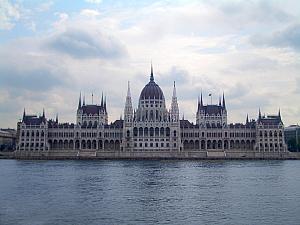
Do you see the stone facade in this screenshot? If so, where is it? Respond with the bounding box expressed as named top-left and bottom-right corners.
top-left (16, 66), bottom-right (287, 154)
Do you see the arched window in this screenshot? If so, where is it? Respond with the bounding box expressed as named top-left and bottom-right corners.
top-left (173, 130), bottom-right (177, 137)
top-left (166, 127), bottom-right (170, 137)
top-left (144, 127), bottom-right (148, 136)
top-left (139, 127), bottom-right (143, 136)
top-left (160, 127), bottom-right (164, 136)
top-left (155, 127), bottom-right (159, 136)
top-left (150, 110), bottom-right (154, 121)
top-left (150, 127), bottom-right (154, 137)
top-left (127, 130), bottom-right (130, 137)
top-left (133, 127), bottom-right (138, 137)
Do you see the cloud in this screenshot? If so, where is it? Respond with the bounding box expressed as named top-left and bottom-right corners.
top-left (45, 28), bottom-right (127, 59)
top-left (251, 23), bottom-right (300, 51)
top-left (80, 9), bottom-right (100, 17)
top-left (158, 66), bottom-right (189, 86)
top-left (0, 0), bottom-right (20, 30)
top-left (85, 0), bottom-right (102, 4)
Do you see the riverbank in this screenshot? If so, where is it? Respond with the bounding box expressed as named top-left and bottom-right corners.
top-left (2, 149), bottom-right (300, 160)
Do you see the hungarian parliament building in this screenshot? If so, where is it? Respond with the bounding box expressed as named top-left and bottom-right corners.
top-left (16, 66), bottom-right (287, 155)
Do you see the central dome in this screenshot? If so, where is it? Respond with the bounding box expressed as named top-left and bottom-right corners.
top-left (139, 65), bottom-right (164, 100)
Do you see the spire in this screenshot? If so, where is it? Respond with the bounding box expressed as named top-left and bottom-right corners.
top-left (101, 92), bottom-right (103, 107)
top-left (56, 113), bottom-right (58, 123)
top-left (258, 108), bottom-right (262, 120)
top-left (278, 108), bottom-right (281, 119)
top-left (219, 96), bottom-right (221, 106)
top-left (197, 95), bottom-right (200, 112)
top-left (42, 108), bottom-right (45, 118)
top-left (23, 108), bottom-right (26, 120)
top-left (124, 81), bottom-right (133, 124)
top-left (222, 92), bottom-right (226, 109)
top-left (78, 92), bottom-right (82, 109)
top-left (278, 108), bottom-right (281, 120)
top-left (104, 95), bottom-right (107, 112)
top-left (200, 91), bottom-right (203, 107)
top-left (127, 81), bottom-right (131, 97)
top-left (246, 114), bottom-right (249, 124)
top-left (170, 81), bottom-right (179, 122)
top-left (83, 94), bottom-right (85, 106)
top-left (150, 62), bottom-right (154, 82)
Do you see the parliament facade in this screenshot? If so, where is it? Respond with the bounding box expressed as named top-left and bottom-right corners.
top-left (16, 66), bottom-right (288, 157)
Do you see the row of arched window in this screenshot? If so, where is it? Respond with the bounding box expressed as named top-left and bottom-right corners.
top-left (21, 130), bottom-right (45, 137)
top-left (183, 139), bottom-right (256, 150)
top-left (132, 127), bottom-right (172, 137)
top-left (259, 130), bottom-right (282, 138)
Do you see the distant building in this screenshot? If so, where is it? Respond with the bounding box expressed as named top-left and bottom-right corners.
top-left (0, 129), bottom-right (16, 151)
top-left (16, 65), bottom-right (287, 154)
top-left (284, 125), bottom-right (300, 152)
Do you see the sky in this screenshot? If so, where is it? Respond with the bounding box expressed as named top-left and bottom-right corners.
top-left (0, 0), bottom-right (300, 128)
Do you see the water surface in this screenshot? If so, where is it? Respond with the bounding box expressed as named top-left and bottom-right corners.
top-left (0, 160), bottom-right (299, 225)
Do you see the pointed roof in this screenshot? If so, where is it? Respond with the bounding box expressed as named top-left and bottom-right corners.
top-left (23, 108), bottom-right (26, 120)
top-left (150, 63), bottom-right (154, 82)
top-left (278, 108), bottom-right (281, 118)
top-left (127, 81), bottom-right (131, 97)
top-left (172, 81), bottom-right (176, 98)
top-left (104, 95), bottom-right (107, 112)
top-left (101, 92), bottom-right (103, 107)
top-left (78, 92), bottom-right (82, 109)
top-left (200, 91), bottom-right (203, 107)
top-left (222, 92), bottom-right (226, 109)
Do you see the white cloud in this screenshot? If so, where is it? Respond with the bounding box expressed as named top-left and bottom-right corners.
top-left (85, 0), bottom-right (102, 4)
top-left (0, 0), bottom-right (20, 30)
top-left (80, 9), bottom-right (100, 17)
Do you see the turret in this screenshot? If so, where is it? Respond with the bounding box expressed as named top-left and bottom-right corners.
top-left (104, 95), bottom-right (107, 113)
top-left (170, 81), bottom-right (179, 122)
top-left (78, 92), bottom-right (82, 109)
top-left (100, 92), bottom-right (103, 108)
top-left (222, 92), bottom-right (226, 109)
top-left (124, 81), bottom-right (133, 124)
top-left (150, 63), bottom-right (154, 82)
top-left (23, 108), bottom-right (26, 121)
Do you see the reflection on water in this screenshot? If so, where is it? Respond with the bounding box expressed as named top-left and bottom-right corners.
top-left (0, 160), bottom-right (299, 225)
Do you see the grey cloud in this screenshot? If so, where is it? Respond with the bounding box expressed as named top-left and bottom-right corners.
top-left (158, 66), bottom-right (189, 86)
top-left (0, 66), bottom-right (64, 92)
top-left (251, 24), bottom-right (300, 51)
top-left (45, 28), bottom-right (128, 59)
top-left (216, 0), bottom-right (292, 24)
